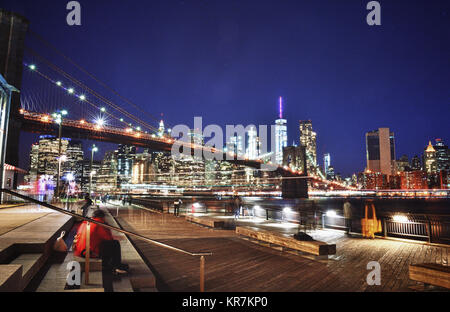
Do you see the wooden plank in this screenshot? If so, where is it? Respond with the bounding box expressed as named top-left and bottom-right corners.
top-left (235, 226), bottom-right (335, 256)
top-left (409, 263), bottom-right (450, 289)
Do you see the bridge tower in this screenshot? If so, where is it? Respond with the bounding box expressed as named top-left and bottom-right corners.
top-left (0, 10), bottom-right (29, 172)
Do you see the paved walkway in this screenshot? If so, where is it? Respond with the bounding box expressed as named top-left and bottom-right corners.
top-left (113, 206), bottom-right (450, 292)
top-left (0, 204), bottom-right (53, 236)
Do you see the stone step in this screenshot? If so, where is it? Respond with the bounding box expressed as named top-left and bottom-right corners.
top-left (9, 253), bottom-right (45, 290)
top-left (0, 264), bottom-right (22, 292)
top-left (112, 274), bottom-right (134, 292)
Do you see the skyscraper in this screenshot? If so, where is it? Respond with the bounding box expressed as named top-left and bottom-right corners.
top-left (274, 97), bottom-right (287, 165)
top-left (323, 153), bottom-right (331, 177)
top-left (423, 141), bottom-right (437, 175)
top-left (246, 126), bottom-right (258, 160)
top-left (299, 120), bottom-right (317, 173)
top-left (228, 135), bottom-right (244, 157)
top-left (117, 144), bottom-right (136, 187)
top-left (434, 138), bottom-right (449, 172)
top-left (365, 128), bottom-right (396, 176)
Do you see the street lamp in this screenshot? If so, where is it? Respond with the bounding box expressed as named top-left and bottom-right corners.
top-left (53, 110), bottom-right (68, 199)
top-left (89, 145), bottom-right (98, 196)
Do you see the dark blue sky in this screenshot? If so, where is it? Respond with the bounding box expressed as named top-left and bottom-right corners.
top-left (3, 0), bottom-right (449, 176)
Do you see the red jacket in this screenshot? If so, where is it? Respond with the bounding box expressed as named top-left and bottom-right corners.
top-left (73, 217), bottom-right (113, 258)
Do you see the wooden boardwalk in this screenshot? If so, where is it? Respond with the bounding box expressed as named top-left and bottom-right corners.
top-left (113, 207), bottom-right (450, 292)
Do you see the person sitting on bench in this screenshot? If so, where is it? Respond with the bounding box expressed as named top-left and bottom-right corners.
top-left (73, 210), bottom-right (129, 276)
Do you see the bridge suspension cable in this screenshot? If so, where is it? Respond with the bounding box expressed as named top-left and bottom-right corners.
top-left (24, 47), bottom-right (160, 133)
top-left (28, 30), bottom-right (168, 127)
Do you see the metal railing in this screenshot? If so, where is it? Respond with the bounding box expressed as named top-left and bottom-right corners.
top-left (384, 219), bottom-right (430, 241)
top-left (0, 189), bottom-right (212, 292)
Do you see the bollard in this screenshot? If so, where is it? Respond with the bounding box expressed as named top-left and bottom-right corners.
top-left (200, 256), bottom-right (205, 292)
top-left (85, 222), bottom-right (90, 285)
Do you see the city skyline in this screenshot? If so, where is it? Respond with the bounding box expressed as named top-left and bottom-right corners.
top-left (4, 0), bottom-right (448, 177)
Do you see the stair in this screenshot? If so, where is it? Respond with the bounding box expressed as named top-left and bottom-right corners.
top-left (9, 253), bottom-right (45, 291)
top-left (0, 264), bottom-right (22, 292)
top-left (0, 212), bottom-right (74, 292)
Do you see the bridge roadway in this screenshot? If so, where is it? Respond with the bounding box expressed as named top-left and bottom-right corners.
top-left (110, 204), bottom-right (450, 292)
top-left (19, 111), bottom-right (290, 172)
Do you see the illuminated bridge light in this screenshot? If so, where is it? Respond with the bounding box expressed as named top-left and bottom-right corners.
top-left (100, 107), bottom-right (106, 112)
top-left (80, 119), bottom-right (85, 124)
top-left (56, 81), bottom-right (62, 86)
top-left (79, 95), bottom-right (86, 101)
top-left (68, 88), bottom-right (74, 94)
top-left (29, 64), bottom-right (36, 70)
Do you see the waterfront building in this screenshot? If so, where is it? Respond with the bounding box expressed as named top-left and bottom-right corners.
top-left (97, 151), bottom-right (118, 192)
top-left (411, 155), bottom-right (422, 171)
top-left (26, 135), bottom-right (70, 183)
top-left (358, 170), bottom-right (388, 190)
top-left (299, 120), bottom-right (317, 174)
top-left (132, 150), bottom-right (153, 184)
top-left (365, 128), bottom-right (396, 176)
top-left (396, 155), bottom-right (410, 172)
top-left (399, 171), bottom-right (428, 190)
top-left (62, 140), bottom-right (84, 186)
top-left (117, 144), bottom-right (136, 188)
top-left (81, 160), bottom-right (100, 193)
top-left (434, 139), bottom-right (449, 172)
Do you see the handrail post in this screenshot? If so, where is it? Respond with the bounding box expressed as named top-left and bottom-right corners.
top-left (200, 256), bottom-right (205, 292)
top-left (85, 222), bottom-right (91, 285)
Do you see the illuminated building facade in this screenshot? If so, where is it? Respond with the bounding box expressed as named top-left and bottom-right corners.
top-left (246, 126), bottom-right (258, 160)
top-left (81, 160), bottom-right (100, 193)
top-left (423, 141), bottom-right (437, 175)
top-left (399, 171), bottom-right (428, 190)
top-left (62, 140), bottom-right (84, 186)
top-left (228, 134), bottom-right (244, 157)
top-left (434, 139), bottom-right (449, 172)
top-left (365, 128), bottom-right (396, 176)
top-left (411, 155), bottom-right (422, 171)
top-left (97, 151), bottom-right (118, 192)
top-left (323, 153), bottom-right (331, 178)
top-left (117, 144), bottom-right (136, 187)
top-left (395, 155), bottom-right (410, 172)
top-left (299, 120), bottom-right (317, 174)
top-left (274, 97), bottom-right (287, 165)
top-left (358, 171), bottom-right (388, 190)
top-left (26, 135), bottom-right (69, 183)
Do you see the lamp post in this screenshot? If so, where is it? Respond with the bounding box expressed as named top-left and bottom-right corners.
top-left (89, 144), bottom-right (98, 196)
top-left (53, 110), bottom-right (68, 199)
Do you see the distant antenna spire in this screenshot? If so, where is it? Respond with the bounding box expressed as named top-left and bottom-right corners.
top-left (279, 96), bottom-right (283, 119)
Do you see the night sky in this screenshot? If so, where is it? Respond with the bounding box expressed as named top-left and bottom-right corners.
top-left (2, 0), bottom-right (449, 176)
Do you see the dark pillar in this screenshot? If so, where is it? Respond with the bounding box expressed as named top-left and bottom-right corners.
top-left (0, 10), bottom-right (29, 172)
top-left (281, 172), bottom-right (309, 199)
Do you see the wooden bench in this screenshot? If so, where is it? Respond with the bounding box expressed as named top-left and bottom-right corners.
top-left (185, 215), bottom-right (225, 229)
top-left (236, 226), bottom-right (336, 256)
top-left (409, 263), bottom-right (450, 289)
